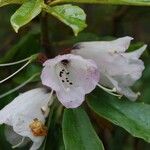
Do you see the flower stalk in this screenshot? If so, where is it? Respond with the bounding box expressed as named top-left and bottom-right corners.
top-left (0, 54), bottom-right (38, 84)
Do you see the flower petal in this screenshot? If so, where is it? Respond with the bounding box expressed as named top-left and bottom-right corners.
top-left (122, 44), bottom-right (147, 60)
top-left (66, 54), bottom-right (99, 93)
top-left (56, 87), bottom-right (85, 108)
top-left (41, 54), bottom-right (99, 108)
top-left (0, 88), bottom-right (53, 149)
top-left (106, 74), bottom-right (138, 100)
top-left (5, 125), bottom-right (30, 148)
top-left (72, 38), bottom-right (146, 101)
top-left (73, 36), bottom-right (133, 53)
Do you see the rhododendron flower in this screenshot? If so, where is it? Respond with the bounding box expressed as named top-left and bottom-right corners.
top-left (72, 36), bottom-right (147, 100)
top-left (0, 88), bottom-right (53, 150)
top-left (41, 54), bottom-right (99, 108)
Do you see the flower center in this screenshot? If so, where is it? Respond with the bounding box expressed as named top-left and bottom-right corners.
top-left (55, 60), bottom-right (73, 91)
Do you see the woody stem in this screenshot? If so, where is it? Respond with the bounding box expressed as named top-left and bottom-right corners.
top-left (41, 11), bottom-right (54, 58)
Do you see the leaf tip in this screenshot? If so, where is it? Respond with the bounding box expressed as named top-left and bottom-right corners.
top-left (10, 19), bottom-right (19, 33)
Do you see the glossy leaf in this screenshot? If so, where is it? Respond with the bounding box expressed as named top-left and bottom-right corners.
top-left (50, 0), bottom-right (150, 6)
top-left (10, 0), bottom-right (42, 32)
top-left (44, 4), bottom-right (87, 36)
top-left (63, 107), bottom-right (104, 150)
top-left (0, 0), bottom-right (25, 7)
top-left (88, 89), bottom-right (150, 142)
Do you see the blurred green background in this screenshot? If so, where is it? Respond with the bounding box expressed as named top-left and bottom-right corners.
top-left (0, 3), bottom-right (150, 150)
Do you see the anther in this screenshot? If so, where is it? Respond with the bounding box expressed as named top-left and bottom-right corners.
top-left (29, 118), bottom-right (48, 136)
top-left (69, 82), bottom-right (73, 85)
top-left (62, 80), bottom-right (65, 82)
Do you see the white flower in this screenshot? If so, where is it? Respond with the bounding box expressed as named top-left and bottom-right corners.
top-left (72, 36), bottom-right (147, 100)
top-left (0, 88), bottom-right (53, 150)
top-left (41, 54), bottom-right (99, 108)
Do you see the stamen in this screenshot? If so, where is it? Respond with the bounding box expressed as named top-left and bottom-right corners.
top-left (0, 56), bottom-right (31, 67)
top-left (29, 118), bottom-right (48, 136)
top-left (97, 83), bottom-right (117, 92)
top-left (0, 60), bottom-right (31, 84)
top-left (55, 63), bottom-right (73, 92)
top-left (97, 83), bottom-right (122, 98)
top-left (12, 137), bottom-right (25, 149)
top-left (0, 73), bottom-right (40, 99)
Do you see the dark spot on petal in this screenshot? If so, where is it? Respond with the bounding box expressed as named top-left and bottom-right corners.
top-left (59, 72), bottom-right (63, 77)
top-left (61, 59), bottom-right (69, 65)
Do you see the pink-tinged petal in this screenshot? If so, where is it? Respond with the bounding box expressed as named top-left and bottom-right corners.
top-left (66, 54), bottom-right (99, 94)
top-left (72, 38), bottom-right (146, 101)
top-left (56, 87), bottom-right (85, 108)
top-left (111, 36), bottom-right (133, 52)
top-left (41, 54), bottom-right (99, 108)
top-left (73, 36), bottom-right (133, 53)
top-left (41, 65), bottom-right (60, 91)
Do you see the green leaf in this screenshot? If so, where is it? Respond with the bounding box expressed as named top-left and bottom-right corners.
top-left (88, 89), bottom-right (150, 143)
top-left (0, 0), bottom-right (25, 7)
top-left (50, 0), bottom-right (150, 6)
top-left (10, 0), bottom-right (42, 32)
top-left (41, 104), bottom-right (65, 150)
top-left (44, 4), bottom-right (87, 36)
top-left (12, 64), bottom-right (41, 84)
top-left (63, 107), bottom-right (104, 150)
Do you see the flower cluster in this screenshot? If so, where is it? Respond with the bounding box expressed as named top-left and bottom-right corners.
top-left (0, 37), bottom-right (147, 149)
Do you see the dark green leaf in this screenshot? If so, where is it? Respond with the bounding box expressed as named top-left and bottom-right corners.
top-left (63, 107), bottom-right (104, 150)
top-left (88, 89), bottom-right (150, 143)
top-left (44, 4), bottom-right (87, 36)
top-left (10, 0), bottom-right (42, 32)
top-left (41, 103), bottom-right (65, 150)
